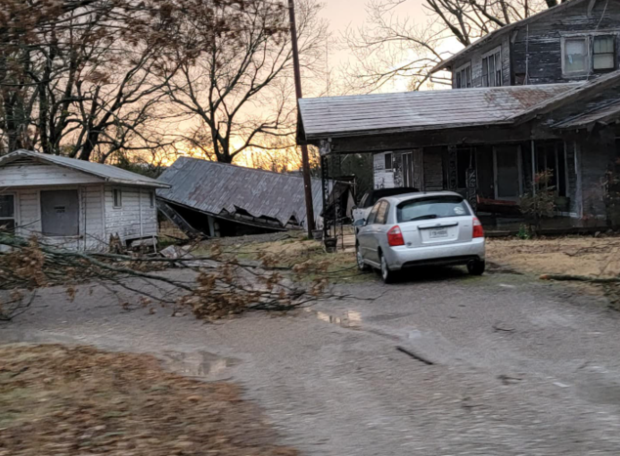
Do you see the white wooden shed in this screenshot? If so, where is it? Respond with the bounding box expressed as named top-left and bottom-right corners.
top-left (0, 150), bottom-right (170, 251)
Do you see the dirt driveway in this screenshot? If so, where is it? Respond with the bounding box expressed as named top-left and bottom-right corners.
top-left (2, 265), bottom-right (620, 455)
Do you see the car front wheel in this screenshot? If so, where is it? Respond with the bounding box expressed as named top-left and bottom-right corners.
top-left (467, 259), bottom-right (486, 276)
top-left (380, 253), bottom-right (397, 284)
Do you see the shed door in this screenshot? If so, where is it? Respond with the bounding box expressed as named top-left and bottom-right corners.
top-left (41, 190), bottom-right (79, 236)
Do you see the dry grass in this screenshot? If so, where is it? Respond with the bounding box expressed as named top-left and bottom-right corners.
top-left (0, 344), bottom-right (296, 456)
top-left (487, 236), bottom-right (620, 277)
top-left (195, 232), bottom-right (366, 284)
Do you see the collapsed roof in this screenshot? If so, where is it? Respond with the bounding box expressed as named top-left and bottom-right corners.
top-left (157, 157), bottom-right (337, 230)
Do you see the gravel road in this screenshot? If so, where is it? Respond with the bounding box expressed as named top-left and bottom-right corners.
top-left (2, 267), bottom-right (620, 455)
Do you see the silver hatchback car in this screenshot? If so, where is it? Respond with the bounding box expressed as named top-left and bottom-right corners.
top-left (355, 192), bottom-right (485, 283)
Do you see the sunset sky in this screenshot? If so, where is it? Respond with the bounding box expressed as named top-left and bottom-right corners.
top-left (317, 0), bottom-right (451, 94)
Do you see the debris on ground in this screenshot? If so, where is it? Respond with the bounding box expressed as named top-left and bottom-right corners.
top-left (0, 344), bottom-right (297, 456)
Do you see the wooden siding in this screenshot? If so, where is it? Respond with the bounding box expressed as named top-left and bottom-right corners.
top-left (0, 162), bottom-right (103, 186)
top-left (104, 185), bottom-right (158, 243)
top-left (373, 149), bottom-right (445, 191)
top-left (373, 153), bottom-right (395, 189)
top-left (452, 36), bottom-right (512, 88)
top-left (513, 0), bottom-right (620, 84)
top-left (14, 184), bottom-right (106, 250)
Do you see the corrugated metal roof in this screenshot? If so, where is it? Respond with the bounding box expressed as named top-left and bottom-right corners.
top-left (298, 84), bottom-right (580, 141)
top-left (553, 98), bottom-right (620, 128)
top-left (430, 0), bottom-right (588, 73)
top-left (156, 157), bottom-right (327, 229)
top-left (0, 150), bottom-right (168, 188)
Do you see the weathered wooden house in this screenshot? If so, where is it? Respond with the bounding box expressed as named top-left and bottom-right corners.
top-left (0, 150), bottom-right (169, 250)
top-left (297, 0), bottom-right (620, 229)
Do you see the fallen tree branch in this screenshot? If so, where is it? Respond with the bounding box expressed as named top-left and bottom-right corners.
top-left (0, 233), bottom-right (341, 321)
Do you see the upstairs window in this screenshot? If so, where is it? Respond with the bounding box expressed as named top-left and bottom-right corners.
top-left (593, 36), bottom-right (616, 71)
top-left (562, 35), bottom-right (617, 75)
top-left (564, 38), bottom-right (588, 74)
top-left (482, 48), bottom-right (502, 87)
top-left (455, 63), bottom-right (472, 89)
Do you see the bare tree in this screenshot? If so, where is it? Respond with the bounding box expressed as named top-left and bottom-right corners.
top-left (163, 0), bottom-right (327, 164)
top-left (343, 0), bottom-right (550, 92)
top-left (0, 0), bottom-right (282, 161)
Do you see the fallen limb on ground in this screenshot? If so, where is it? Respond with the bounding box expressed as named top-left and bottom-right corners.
top-left (0, 234), bottom-right (337, 321)
top-left (540, 274), bottom-right (620, 284)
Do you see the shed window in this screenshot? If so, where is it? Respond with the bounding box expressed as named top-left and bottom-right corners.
top-left (149, 191), bottom-right (154, 208)
top-left (0, 194), bottom-right (15, 233)
top-left (455, 64), bottom-right (472, 89)
top-left (482, 48), bottom-right (502, 87)
top-left (40, 190), bottom-right (79, 236)
top-left (593, 36), bottom-right (615, 71)
top-left (384, 153), bottom-right (393, 170)
top-left (113, 189), bottom-right (122, 208)
top-left (564, 38), bottom-right (587, 74)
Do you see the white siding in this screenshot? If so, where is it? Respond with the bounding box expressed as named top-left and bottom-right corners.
top-left (0, 163), bottom-right (102, 186)
top-left (104, 185), bottom-right (158, 244)
top-left (373, 153), bottom-right (395, 189)
top-left (13, 185), bottom-right (107, 250)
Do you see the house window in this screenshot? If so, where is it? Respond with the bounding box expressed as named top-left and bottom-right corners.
top-left (563, 38), bottom-right (588, 74)
top-left (593, 36), bottom-right (616, 71)
top-left (0, 194), bottom-right (15, 233)
top-left (482, 48), bottom-right (502, 87)
top-left (384, 153), bottom-right (393, 170)
top-left (535, 141), bottom-right (567, 197)
top-left (40, 190), bottom-right (79, 236)
top-left (455, 63), bottom-right (472, 89)
top-left (113, 189), bottom-right (122, 208)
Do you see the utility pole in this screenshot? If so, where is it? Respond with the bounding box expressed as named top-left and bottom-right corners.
top-left (288, 0), bottom-right (316, 235)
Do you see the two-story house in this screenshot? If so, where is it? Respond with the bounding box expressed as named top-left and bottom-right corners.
top-left (297, 0), bottom-right (620, 230)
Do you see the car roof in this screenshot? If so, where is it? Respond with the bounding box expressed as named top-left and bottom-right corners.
top-left (371, 187), bottom-right (419, 197)
top-left (379, 191), bottom-right (464, 204)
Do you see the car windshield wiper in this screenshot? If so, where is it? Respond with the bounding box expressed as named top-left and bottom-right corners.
top-left (407, 214), bottom-right (438, 222)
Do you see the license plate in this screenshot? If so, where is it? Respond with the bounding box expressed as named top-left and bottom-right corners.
top-left (429, 229), bottom-right (449, 239)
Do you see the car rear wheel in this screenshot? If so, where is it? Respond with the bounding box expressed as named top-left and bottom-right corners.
top-left (356, 244), bottom-right (369, 272)
top-left (380, 253), bottom-right (396, 284)
top-left (467, 259), bottom-right (486, 276)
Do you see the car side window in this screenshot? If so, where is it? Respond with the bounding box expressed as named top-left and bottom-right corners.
top-left (366, 202), bottom-right (381, 225)
top-left (375, 201), bottom-right (390, 224)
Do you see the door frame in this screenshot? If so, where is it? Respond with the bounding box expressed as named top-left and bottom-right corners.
top-left (493, 145), bottom-right (523, 201)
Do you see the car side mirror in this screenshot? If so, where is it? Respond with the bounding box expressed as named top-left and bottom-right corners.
top-left (353, 218), bottom-right (366, 227)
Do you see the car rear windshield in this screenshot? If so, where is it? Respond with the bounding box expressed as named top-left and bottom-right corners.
top-left (397, 196), bottom-right (471, 223)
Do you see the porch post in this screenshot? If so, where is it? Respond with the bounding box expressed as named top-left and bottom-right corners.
top-left (574, 140), bottom-right (584, 219)
top-left (531, 139), bottom-right (536, 196)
